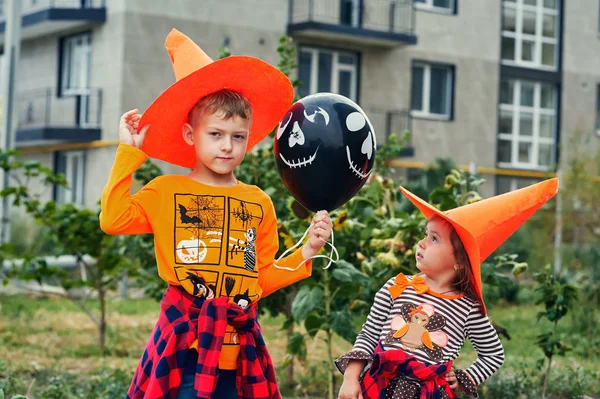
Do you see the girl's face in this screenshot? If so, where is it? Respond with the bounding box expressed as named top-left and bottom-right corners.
top-left (415, 218), bottom-right (457, 277)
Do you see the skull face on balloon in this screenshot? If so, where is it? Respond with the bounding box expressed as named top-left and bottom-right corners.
top-left (274, 93), bottom-right (376, 212)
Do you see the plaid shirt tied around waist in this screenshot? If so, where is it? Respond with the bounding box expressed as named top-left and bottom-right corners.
top-left (361, 343), bottom-right (457, 399)
top-left (127, 284), bottom-right (281, 399)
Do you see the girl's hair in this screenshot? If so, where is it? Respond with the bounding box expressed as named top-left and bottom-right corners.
top-left (428, 216), bottom-right (482, 307)
top-left (188, 89), bottom-right (252, 126)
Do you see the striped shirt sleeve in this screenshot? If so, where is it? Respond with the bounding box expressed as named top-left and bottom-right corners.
top-left (352, 278), bottom-right (394, 356)
top-left (464, 305), bottom-right (505, 385)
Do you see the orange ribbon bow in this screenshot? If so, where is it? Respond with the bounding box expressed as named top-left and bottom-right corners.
top-left (388, 273), bottom-right (429, 299)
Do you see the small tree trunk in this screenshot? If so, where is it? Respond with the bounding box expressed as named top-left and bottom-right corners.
top-left (285, 286), bottom-right (297, 389)
top-left (286, 322), bottom-right (295, 388)
top-left (326, 329), bottom-right (335, 399)
top-left (322, 271), bottom-right (334, 399)
top-left (542, 320), bottom-right (558, 399)
top-left (542, 356), bottom-right (552, 399)
top-left (98, 279), bottom-right (107, 353)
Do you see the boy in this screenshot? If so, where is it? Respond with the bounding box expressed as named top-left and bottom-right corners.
top-left (100, 29), bottom-right (332, 399)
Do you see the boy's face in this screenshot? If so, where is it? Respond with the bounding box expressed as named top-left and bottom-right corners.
top-left (415, 218), bottom-right (456, 277)
top-left (183, 109), bottom-right (251, 177)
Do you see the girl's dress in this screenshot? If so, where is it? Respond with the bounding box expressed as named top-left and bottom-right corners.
top-left (335, 274), bottom-right (504, 398)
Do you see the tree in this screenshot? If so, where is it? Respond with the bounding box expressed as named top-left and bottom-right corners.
top-left (0, 150), bottom-right (131, 351)
top-left (534, 265), bottom-right (578, 399)
top-left (123, 159), bottom-right (166, 301)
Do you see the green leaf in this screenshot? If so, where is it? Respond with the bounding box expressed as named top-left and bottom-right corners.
top-left (304, 312), bottom-right (326, 338)
top-left (349, 299), bottom-right (369, 312)
top-left (0, 187), bottom-right (17, 197)
top-left (291, 285), bottom-right (323, 322)
top-left (329, 309), bottom-right (356, 343)
top-left (331, 260), bottom-right (368, 283)
top-left (286, 331), bottom-right (307, 362)
top-left (511, 262), bottom-right (528, 277)
top-left (280, 315), bottom-right (294, 331)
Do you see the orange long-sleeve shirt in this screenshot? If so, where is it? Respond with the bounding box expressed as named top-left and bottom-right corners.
top-left (100, 144), bottom-right (312, 369)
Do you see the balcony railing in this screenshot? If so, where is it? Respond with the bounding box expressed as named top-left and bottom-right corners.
top-left (289, 0), bottom-right (415, 38)
top-left (17, 87), bottom-right (102, 130)
top-left (0, 0), bottom-right (106, 19)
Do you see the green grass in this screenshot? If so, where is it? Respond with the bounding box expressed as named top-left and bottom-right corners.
top-left (1, 294), bottom-right (599, 398)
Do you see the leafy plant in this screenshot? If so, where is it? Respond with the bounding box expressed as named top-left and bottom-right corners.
top-left (0, 150), bottom-right (131, 351)
top-left (534, 265), bottom-right (579, 398)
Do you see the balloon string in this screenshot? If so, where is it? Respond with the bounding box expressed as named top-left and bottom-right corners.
top-left (273, 227), bottom-right (339, 272)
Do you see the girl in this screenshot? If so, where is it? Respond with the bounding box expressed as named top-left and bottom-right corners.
top-left (336, 179), bottom-right (558, 398)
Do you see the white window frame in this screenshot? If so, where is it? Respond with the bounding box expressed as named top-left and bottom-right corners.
top-left (56, 150), bottom-right (86, 205)
top-left (414, 0), bottom-right (455, 13)
top-left (61, 32), bottom-right (91, 96)
top-left (497, 79), bottom-right (556, 170)
top-left (410, 62), bottom-right (453, 120)
top-left (299, 47), bottom-right (358, 102)
top-left (596, 84), bottom-right (600, 137)
top-left (598, 0), bottom-right (600, 38)
top-left (501, 0), bottom-right (559, 70)
top-left (340, 0), bottom-right (361, 27)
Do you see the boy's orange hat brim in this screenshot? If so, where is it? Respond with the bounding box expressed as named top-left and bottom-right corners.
top-left (139, 29), bottom-right (294, 169)
top-left (399, 178), bottom-right (559, 314)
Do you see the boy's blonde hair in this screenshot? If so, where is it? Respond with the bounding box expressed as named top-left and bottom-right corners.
top-left (188, 89), bottom-right (252, 126)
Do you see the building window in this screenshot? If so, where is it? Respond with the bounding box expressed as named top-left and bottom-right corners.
top-left (340, 0), bottom-right (361, 27)
top-left (497, 78), bottom-right (557, 170)
top-left (298, 47), bottom-right (359, 102)
top-left (60, 32), bottom-right (91, 96)
top-left (411, 62), bottom-right (454, 120)
top-left (496, 176), bottom-right (540, 194)
top-left (501, 0), bottom-right (559, 69)
top-left (596, 85), bottom-right (600, 137)
top-left (414, 0), bottom-right (456, 13)
top-left (55, 150), bottom-right (86, 205)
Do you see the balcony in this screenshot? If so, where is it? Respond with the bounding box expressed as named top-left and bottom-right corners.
top-left (288, 0), bottom-right (416, 48)
top-left (0, 0), bottom-right (106, 42)
top-left (15, 87), bottom-right (102, 146)
top-left (367, 108), bottom-right (414, 156)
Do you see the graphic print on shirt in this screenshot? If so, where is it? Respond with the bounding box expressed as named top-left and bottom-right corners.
top-left (173, 194), bottom-right (264, 305)
top-left (221, 273), bottom-right (261, 345)
top-left (174, 194), bottom-right (226, 266)
top-left (226, 198), bottom-right (263, 272)
top-left (384, 302), bottom-right (448, 361)
top-left (177, 270), bottom-right (219, 301)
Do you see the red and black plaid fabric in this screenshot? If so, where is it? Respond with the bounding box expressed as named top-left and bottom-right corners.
top-left (127, 284), bottom-right (281, 399)
top-left (361, 343), bottom-right (457, 399)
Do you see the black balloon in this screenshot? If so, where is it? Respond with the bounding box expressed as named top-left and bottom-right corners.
top-left (274, 93), bottom-right (376, 212)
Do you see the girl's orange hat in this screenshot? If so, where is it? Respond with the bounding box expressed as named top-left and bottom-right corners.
top-left (139, 29), bottom-right (294, 169)
top-left (399, 178), bottom-right (559, 314)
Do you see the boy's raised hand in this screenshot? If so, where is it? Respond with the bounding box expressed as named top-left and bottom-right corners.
top-left (302, 210), bottom-right (333, 260)
top-left (119, 109), bottom-right (149, 149)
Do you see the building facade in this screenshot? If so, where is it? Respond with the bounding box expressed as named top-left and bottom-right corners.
top-left (1, 0), bottom-right (599, 208)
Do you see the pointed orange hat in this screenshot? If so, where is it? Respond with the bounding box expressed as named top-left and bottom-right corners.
top-left (399, 178), bottom-right (559, 314)
top-left (139, 29), bottom-right (294, 169)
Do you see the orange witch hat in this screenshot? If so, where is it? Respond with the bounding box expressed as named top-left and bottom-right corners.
top-left (139, 29), bottom-right (294, 169)
top-left (399, 178), bottom-right (559, 314)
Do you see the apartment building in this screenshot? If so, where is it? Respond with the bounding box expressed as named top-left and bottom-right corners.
top-left (1, 0), bottom-right (599, 209)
